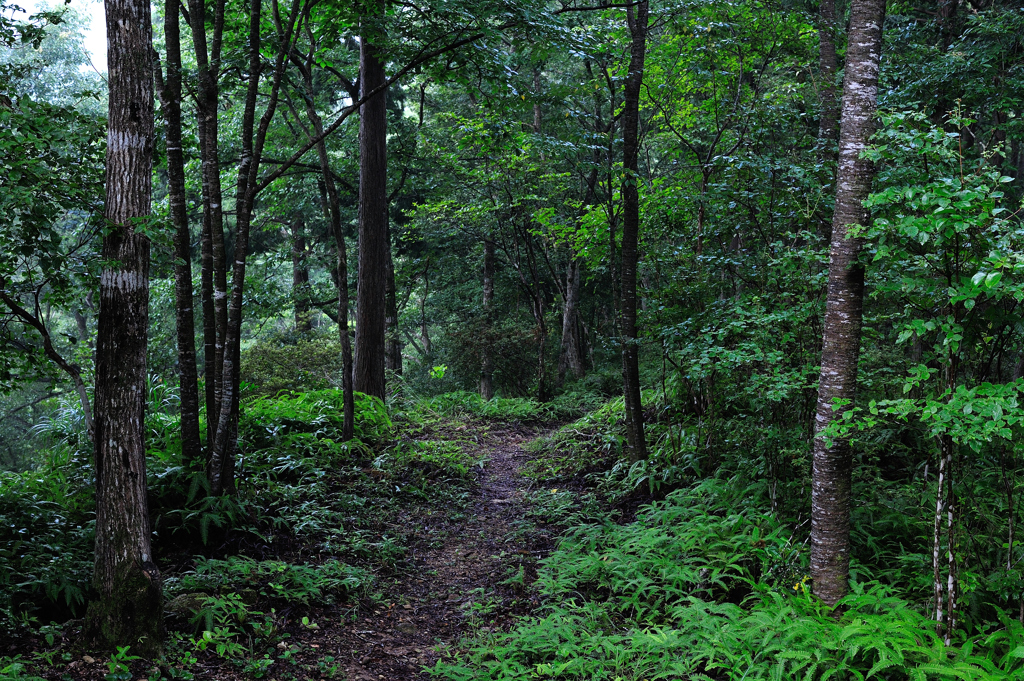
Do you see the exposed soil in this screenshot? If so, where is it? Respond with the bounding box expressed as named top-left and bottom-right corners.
top-left (312, 422), bottom-right (554, 681)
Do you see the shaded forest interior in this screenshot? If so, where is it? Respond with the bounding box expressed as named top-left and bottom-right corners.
top-left (3, 0), bottom-right (1024, 678)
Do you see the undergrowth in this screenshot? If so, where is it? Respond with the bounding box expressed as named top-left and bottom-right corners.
top-left (432, 482), bottom-right (1024, 680)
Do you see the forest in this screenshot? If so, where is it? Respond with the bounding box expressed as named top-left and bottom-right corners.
top-left (2, 0), bottom-right (1024, 678)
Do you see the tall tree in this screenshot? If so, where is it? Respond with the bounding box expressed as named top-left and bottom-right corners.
top-left (156, 0), bottom-right (202, 466)
top-left (619, 0), bottom-right (648, 460)
top-left (84, 0), bottom-right (163, 653)
top-left (187, 0), bottom-right (227, 453)
top-left (354, 9), bottom-right (389, 400)
top-left (293, 49), bottom-right (356, 441)
top-left (810, 0), bottom-right (887, 607)
top-left (209, 0), bottom-right (300, 493)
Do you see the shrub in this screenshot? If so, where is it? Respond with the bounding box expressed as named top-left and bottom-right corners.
top-left (240, 333), bottom-right (347, 398)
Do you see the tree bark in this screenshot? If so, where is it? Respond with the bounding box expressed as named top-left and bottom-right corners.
top-left (558, 256), bottom-right (584, 385)
top-left (480, 236), bottom-right (495, 400)
top-left (297, 61), bottom-right (355, 441)
top-left (157, 0), bottom-right (202, 467)
top-left (85, 0), bottom-right (163, 653)
top-left (420, 259), bottom-right (431, 356)
top-left (209, 0), bottom-right (297, 492)
top-left (817, 0), bottom-right (839, 156)
top-left (810, 0), bottom-right (886, 608)
top-left (291, 217), bottom-right (311, 333)
top-left (816, 0), bottom-right (840, 242)
top-left (619, 0), bottom-right (648, 461)
top-left (354, 16), bottom-right (389, 401)
top-left (187, 0), bottom-right (226, 450)
top-left (385, 224), bottom-right (402, 379)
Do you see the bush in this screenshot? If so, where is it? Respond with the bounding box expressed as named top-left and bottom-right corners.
top-left (240, 333), bottom-right (347, 398)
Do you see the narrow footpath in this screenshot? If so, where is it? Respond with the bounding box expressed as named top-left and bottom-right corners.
top-left (301, 423), bottom-right (555, 681)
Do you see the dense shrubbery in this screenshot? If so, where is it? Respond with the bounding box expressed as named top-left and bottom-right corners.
top-left (239, 332), bottom-right (348, 397)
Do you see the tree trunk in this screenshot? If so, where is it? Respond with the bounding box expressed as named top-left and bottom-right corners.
top-left (157, 0), bottom-right (202, 467)
top-left (298, 64), bottom-right (355, 441)
top-left (816, 0), bottom-right (840, 241)
top-left (85, 0), bottom-right (163, 653)
top-left (187, 0), bottom-right (226, 449)
top-left (480, 236), bottom-right (495, 400)
top-left (420, 259), bottom-right (431, 356)
top-left (354, 18), bottom-right (389, 401)
top-left (817, 0), bottom-right (839, 157)
top-left (385, 224), bottom-right (402, 378)
top-left (291, 217), bottom-right (311, 333)
top-left (558, 256), bottom-right (584, 385)
top-left (619, 0), bottom-right (648, 461)
top-left (810, 0), bottom-right (886, 608)
top-left (209, 0), bottom-right (295, 492)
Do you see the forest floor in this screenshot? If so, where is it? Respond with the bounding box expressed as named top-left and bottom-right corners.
top-left (300, 421), bottom-right (556, 681)
top-left (23, 419), bottom-right (565, 681)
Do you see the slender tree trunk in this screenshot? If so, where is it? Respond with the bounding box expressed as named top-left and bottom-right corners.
top-left (157, 0), bottom-right (202, 466)
top-left (385, 224), bottom-right (402, 378)
top-left (619, 0), bottom-right (648, 461)
top-left (188, 0), bottom-right (226, 449)
top-left (817, 0), bottom-right (840, 241)
top-left (299, 65), bottom-right (355, 441)
top-left (209, 0), bottom-right (295, 492)
top-left (354, 16), bottom-right (389, 400)
top-left (291, 217), bottom-right (311, 333)
top-left (480, 236), bottom-right (495, 400)
top-left (558, 257), bottom-right (584, 385)
top-left (208, 0), bottom-right (264, 495)
top-left (810, 0), bottom-right (886, 608)
top-left (85, 0), bottom-right (163, 653)
top-left (199, 209), bottom-right (216, 446)
top-left (559, 166), bottom-right (598, 387)
top-left (420, 259), bottom-right (431, 356)
top-left (817, 0), bottom-right (839, 156)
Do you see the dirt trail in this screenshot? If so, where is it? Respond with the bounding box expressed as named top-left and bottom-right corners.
top-left (313, 423), bottom-right (552, 681)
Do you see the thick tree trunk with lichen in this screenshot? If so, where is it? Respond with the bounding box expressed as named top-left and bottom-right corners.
top-left (157, 0), bottom-right (202, 467)
top-left (354, 18), bottom-right (389, 401)
top-left (619, 0), bottom-right (648, 461)
top-left (85, 0), bottom-right (163, 653)
top-left (810, 0), bottom-right (886, 608)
